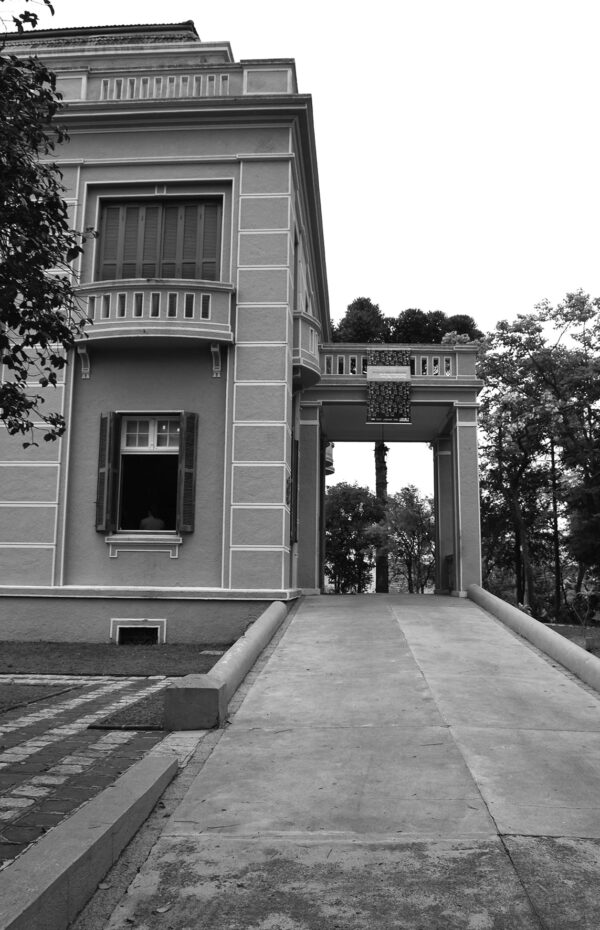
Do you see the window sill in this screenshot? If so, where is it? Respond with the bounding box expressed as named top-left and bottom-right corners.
top-left (105, 534), bottom-right (183, 559)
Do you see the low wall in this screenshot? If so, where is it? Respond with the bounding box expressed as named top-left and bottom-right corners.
top-left (165, 600), bottom-right (289, 728)
top-left (468, 584), bottom-right (600, 694)
top-left (0, 595), bottom-right (274, 643)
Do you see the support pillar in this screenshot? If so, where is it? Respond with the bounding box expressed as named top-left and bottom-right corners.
top-left (296, 403), bottom-right (322, 593)
top-left (451, 405), bottom-right (482, 595)
top-left (433, 438), bottom-right (455, 593)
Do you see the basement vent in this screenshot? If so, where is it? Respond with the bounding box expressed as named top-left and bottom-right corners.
top-left (110, 618), bottom-right (166, 645)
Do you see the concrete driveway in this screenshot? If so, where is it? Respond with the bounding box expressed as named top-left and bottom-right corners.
top-left (97, 595), bottom-right (600, 928)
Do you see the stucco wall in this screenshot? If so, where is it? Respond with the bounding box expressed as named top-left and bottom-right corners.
top-left (0, 595), bottom-right (270, 643)
top-left (61, 343), bottom-right (227, 587)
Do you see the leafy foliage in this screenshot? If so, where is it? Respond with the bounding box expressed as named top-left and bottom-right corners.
top-left (324, 483), bottom-right (383, 593)
top-left (331, 300), bottom-right (481, 345)
top-left (1, 0), bottom-right (54, 34)
top-left (332, 297), bottom-right (389, 343)
top-left (1, 13), bottom-right (91, 444)
top-left (380, 486), bottom-right (435, 593)
top-left (478, 291), bottom-right (600, 618)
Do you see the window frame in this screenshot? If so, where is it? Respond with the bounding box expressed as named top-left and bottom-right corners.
top-left (96, 411), bottom-right (198, 536)
top-left (96, 198), bottom-right (222, 282)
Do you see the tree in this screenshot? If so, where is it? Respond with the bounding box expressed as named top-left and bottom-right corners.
top-left (389, 308), bottom-right (482, 344)
top-left (1, 3), bottom-right (90, 444)
top-left (374, 441), bottom-right (389, 592)
top-left (478, 292), bottom-right (600, 618)
top-left (385, 486), bottom-right (435, 593)
top-left (331, 296), bottom-right (389, 343)
top-left (325, 483), bottom-right (383, 593)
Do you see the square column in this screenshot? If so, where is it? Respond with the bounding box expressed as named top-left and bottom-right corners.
top-left (296, 403), bottom-right (323, 593)
top-left (433, 438), bottom-right (455, 593)
top-left (451, 406), bottom-right (482, 595)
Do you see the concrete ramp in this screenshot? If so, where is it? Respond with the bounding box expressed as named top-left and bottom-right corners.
top-left (106, 595), bottom-right (600, 929)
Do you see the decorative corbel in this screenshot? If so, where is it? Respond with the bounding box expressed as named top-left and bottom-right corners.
top-left (211, 342), bottom-right (221, 378)
top-left (77, 345), bottom-right (91, 379)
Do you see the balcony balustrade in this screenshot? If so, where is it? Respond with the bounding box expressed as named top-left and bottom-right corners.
top-left (57, 65), bottom-right (295, 103)
top-left (319, 345), bottom-right (472, 379)
top-left (76, 280), bottom-right (234, 344)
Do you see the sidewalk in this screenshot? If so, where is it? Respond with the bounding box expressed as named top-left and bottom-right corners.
top-left (99, 594), bottom-right (600, 930)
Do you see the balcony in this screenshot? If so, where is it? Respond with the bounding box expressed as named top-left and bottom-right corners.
top-left (292, 312), bottom-right (321, 389)
top-left (76, 280), bottom-right (235, 344)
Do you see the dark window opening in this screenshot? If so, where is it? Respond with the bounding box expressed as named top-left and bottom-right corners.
top-left (120, 454), bottom-right (178, 531)
top-left (117, 626), bottom-right (159, 645)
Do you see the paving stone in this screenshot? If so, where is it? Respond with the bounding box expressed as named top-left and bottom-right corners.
top-left (12, 785), bottom-right (52, 798)
top-left (0, 797), bottom-right (34, 809)
top-left (0, 842), bottom-right (26, 861)
top-left (36, 797), bottom-right (81, 814)
top-left (0, 823), bottom-right (43, 843)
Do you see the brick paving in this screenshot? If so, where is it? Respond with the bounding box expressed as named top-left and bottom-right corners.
top-left (0, 674), bottom-right (174, 869)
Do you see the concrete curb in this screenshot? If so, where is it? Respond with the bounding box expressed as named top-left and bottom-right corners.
top-left (468, 584), bottom-right (600, 693)
top-left (165, 600), bottom-right (289, 729)
top-left (0, 751), bottom-right (178, 930)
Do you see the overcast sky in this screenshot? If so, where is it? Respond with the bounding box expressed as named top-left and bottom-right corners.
top-left (15, 0), bottom-right (600, 494)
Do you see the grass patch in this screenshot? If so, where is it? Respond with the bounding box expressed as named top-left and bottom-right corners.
top-left (0, 642), bottom-right (230, 677)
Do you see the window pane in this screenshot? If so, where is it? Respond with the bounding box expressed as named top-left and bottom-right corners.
top-left (125, 419), bottom-right (150, 448)
top-left (156, 419), bottom-right (180, 448)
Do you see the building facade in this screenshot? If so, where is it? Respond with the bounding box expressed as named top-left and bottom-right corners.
top-left (1, 22), bottom-right (329, 641)
top-left (0, 22), bottom-right (482, 642)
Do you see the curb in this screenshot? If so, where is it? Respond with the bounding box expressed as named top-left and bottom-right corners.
top-left (165, 600), bottom-right (289, 729)
top-left (468, 584), bottom-right (600, 693)
top-left (0, 752), bottom-right (178, 930)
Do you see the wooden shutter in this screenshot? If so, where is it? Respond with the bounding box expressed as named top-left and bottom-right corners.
top-left (142, 205), bottom-right (160, 277)
top-left (96, 413), bottom-right (120, 532)
top-left (161, 205), bottom-right (179, 277)
top-left (182, 205), bottom-right (198, 278)
top-left (99, 207), bottom-right (120, 280)
top-left (121, 207), bottom-right (140, 278)
top-left (201, 202), bottom-right (220, 280)
top-left (177, 412), bottom-right (198, 533)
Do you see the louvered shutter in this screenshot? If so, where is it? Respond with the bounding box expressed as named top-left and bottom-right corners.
top-left (99, 207), bottom-right (120, 280)
top-left (201, 202), bottom-right (220, 280)
top-left (182, 205), bottom-right (198, 278)
top-left (177, 412), bottom-right (198, 533)
top-left (96, 413), bottom-right (120, 532)
top-left (121, 207), bottom-right (140, 278)
top-left (142, 206), bottom-right (160, 277)
top-left (161, 205), bottom-right (179, 277)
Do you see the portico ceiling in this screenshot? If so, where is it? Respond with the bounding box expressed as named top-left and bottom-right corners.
top-left (319, 400), bottom-right (458, 443)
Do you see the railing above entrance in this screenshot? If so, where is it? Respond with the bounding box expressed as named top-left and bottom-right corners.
top-left (319, 344), bottom-right (478, 379)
